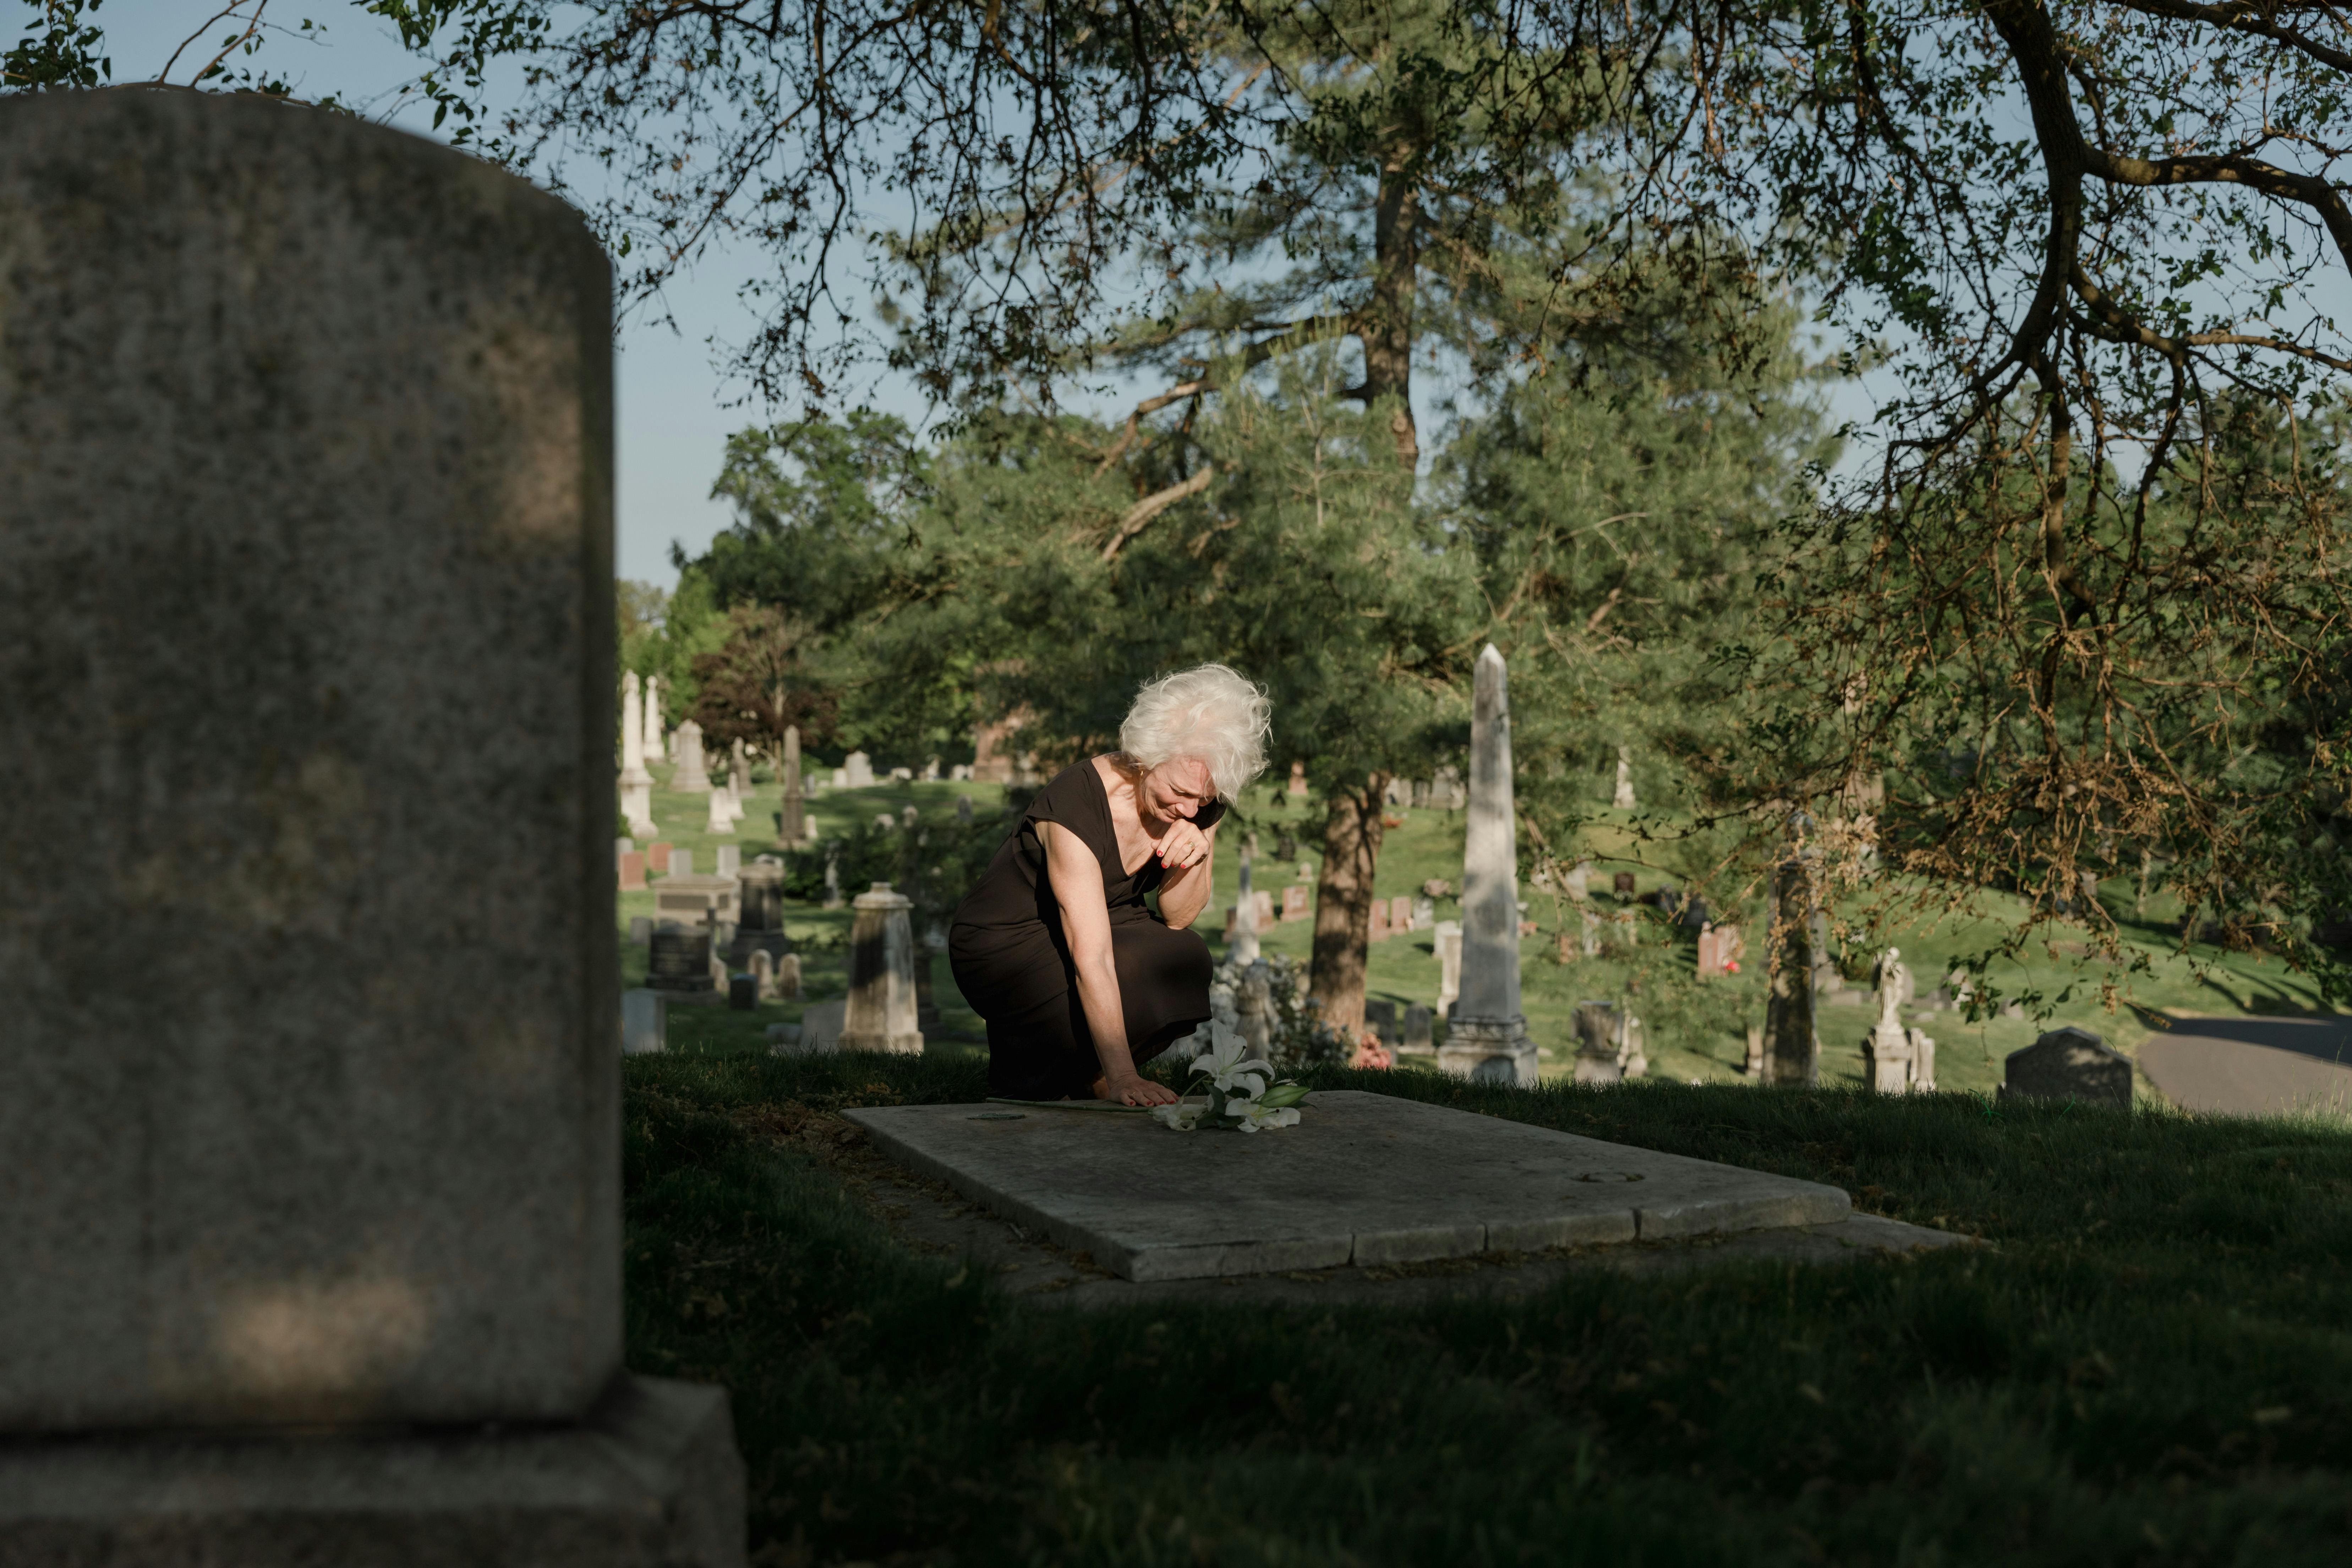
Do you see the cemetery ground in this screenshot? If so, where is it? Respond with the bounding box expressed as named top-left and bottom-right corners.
top-left (626, 1052), bottom-right (2352, 1563)
top-left (640, 764), bottom-right (2352, 1104)
top-left (626, 766), bottom-right (2352, 1561)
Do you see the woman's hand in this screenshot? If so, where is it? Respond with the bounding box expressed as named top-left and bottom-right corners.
top-left (1101, 1070), bottom-right (1181, 1107)
top-left (1156, 819), bottom-right (1212, 871)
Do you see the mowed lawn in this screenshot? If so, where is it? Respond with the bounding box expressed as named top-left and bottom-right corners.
top-left (619, 767), bottom-right (2352, 1562)
top-left (623, 1051), bottom-right (2352, 1566)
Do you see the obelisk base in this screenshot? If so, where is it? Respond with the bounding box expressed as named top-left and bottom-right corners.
top-left (0, 1375), bottom-right (745, 1567)
top-left (1437, 1014), bottom-right (1538, 1088)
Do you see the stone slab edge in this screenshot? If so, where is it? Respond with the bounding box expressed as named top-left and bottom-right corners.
top-left (846, 1104), bottom-right (1850, 1281)
top-left (0, 1375), bottom-right (744, 1568)
top-left (844, 1110), bottom-right (1141, 1274)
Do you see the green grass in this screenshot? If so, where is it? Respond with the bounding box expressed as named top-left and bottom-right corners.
top-left (623, 1053), bottom-right (2352, 1565)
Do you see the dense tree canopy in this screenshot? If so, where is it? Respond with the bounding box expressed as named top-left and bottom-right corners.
top-left (19, 0), bottom-right (2352, 980)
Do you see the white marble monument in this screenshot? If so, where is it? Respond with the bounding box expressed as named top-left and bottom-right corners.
top-left (673, 719), bottom-right (711, 793)
top-left (642, 674), bottom-right (666, 769)
top-left (619, 671), bottom-right (657, 839)
top-left (1437, 646), bottom-right (1538, 1086)
top-left (840, 882), bottom-right (923, 1054)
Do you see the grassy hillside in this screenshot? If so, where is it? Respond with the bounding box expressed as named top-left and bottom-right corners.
top-left (627, 768), bottom-right (2345, 1101)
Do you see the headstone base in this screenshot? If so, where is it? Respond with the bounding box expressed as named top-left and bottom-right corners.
top-left (1437, 1015), bottom-right (1538, 1087)
top-left (1573, 1049), bottom-right (1621, 1085)
top-left (0, 1375), bottom-right (744, 1567)
top-left (839, 1030), bottom-right (925, 1055)
top-left (650, 985), bottom-right (727, 1009)
top-left (725, 928), bottom-right (793, 968)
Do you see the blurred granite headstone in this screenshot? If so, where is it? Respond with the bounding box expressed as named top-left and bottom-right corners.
top-left (0, 91), bottom-right (741, 1561)
top-left (2000, 1026), bottom-right (2131, 1109)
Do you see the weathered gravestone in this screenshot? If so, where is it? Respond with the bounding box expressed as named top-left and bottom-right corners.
top-left (795, 998), bottom-right (848, 1053)
top-left (618, 850), bottom-right (648, 892)
top-left (728, 856), bottom-right (791, 966)
top-left (841, 883), bottom-right (922, 1054)
top-left (1401, 1003), bottom-right (1435, 1055)
top-left (1282, 884), bottom-right (1309, 922)
top-left (672, 849), bottom-right (696, 877)
top-left (653, 872), bottom-right (739, 936)
top-left (779, 723), bottom-right (806, 843)
top-left (1434, 920), bottom-right (1463, 1018)
top-left (1229, 846), bottom-right (1262, 962)
top-left (1612, 870), bottom-right (1637, 900)
top-left (642, 674), bottom-right (667, 769)
top-left (619, 670), bottom-right (656, 838)
top-left (1574, 1000), bottom-right (1623, 1085)
top-left (956, 794), bottom-right (975, 826)
top-left (2000, 1026), bottom-right (2132, 1108)
top-left (0, 90), bottom-right (740, 1562)
top-left (1368, 900), bottom-right (1391, 941)
top-left (673, 719), bottom-right (711, 793)
top-left (1438, 647), bottom-right (1537, 1086)
top-left (1363, 999), bottom-right (1399, 1049)
top-left (622, 989), bottom-right (669, 1055)
top-left (715, 845), bottom-right (740, 878)
top-left (844, 750), bottom-right (876, 789)
top-left (1390, 894), bottom-right (1415, 933)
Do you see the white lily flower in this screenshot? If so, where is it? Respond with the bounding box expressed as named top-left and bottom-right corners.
top-left (1151, 1101), bottom-right (1207, 1131)
top-left (1191, 1018), bottom-right (1273, 1096)
top-left (1230, 1101), bottom-right (1301, 1134)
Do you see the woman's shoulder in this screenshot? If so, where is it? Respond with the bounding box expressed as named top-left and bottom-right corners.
top-left (1022, 758), bottom-right (1114, 832)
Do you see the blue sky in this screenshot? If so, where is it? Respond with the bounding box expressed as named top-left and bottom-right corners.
top-left (95, 0), bottom-right (865, 587)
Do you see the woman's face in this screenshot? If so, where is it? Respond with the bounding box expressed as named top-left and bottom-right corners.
top-left (1140, 757), bottom-right (1216, 826)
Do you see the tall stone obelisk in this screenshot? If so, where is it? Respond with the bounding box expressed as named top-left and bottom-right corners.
top-left (1438, 645), bottom-right (1539, 1086)
top-left (619, 671), bottom-right (657, 838)
top-left (780, 723), bottom-right (806, 844)
top-left (1231, 841), bottom-right (1262, 965)
top-left (642, 673), bottom-right (667, 769)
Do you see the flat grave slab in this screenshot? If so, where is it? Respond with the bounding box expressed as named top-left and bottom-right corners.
top-left (842, 1090), bottom-right (1850, 1282)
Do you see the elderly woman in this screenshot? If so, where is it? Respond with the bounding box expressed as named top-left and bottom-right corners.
top-left (950, 665), bottom-right (1270, 1105)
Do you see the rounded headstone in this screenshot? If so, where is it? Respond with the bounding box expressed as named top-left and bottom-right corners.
top-left (0, 91), bottom-right (619, 1434)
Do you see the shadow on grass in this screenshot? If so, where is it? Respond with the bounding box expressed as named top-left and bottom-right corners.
top-left (625, 1056), bottom-right (2352, 1566)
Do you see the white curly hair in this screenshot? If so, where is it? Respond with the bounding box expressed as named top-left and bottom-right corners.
top-left (1117, 663), bottom-right (1271, 803)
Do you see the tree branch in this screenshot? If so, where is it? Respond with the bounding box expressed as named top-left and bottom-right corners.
top-left (1100, 464), bottom-right (1215, 561)
top-left (2106, 0), bottom-right (2352, 75)
top-left (2082, 146), bottom-right (2352, 272)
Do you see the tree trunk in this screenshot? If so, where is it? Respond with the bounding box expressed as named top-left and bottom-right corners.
top-left (1762, 856), bottom-right (1817, 1086)
top-left (1355, 151), bottom-right (1421, 470)
top-left (1309, 774), bottom-right (1390, 1037)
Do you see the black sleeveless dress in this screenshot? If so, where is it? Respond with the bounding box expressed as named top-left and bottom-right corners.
top-left (949, 760), bottom-right (1223, 1099)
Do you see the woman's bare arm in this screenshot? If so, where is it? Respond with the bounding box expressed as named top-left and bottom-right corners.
top-left (1041, 820), bottom-right (1179, 1105)
top-left (1156, 823), bottom-right (1217, 930)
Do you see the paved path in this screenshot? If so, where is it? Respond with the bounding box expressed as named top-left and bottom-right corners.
top-left (2137, 1017), bottom-right (2352, 1119)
